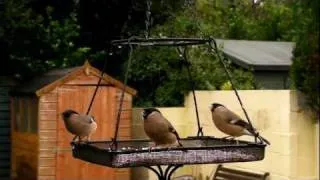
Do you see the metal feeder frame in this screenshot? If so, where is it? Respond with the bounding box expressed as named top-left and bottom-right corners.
top-left (71, 37), bottom-right (269, 180)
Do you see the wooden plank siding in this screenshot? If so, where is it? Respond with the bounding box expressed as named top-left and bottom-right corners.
top-left (115, 168), bottom-right (131, 180)
top-left (56, 85), bottom-right (117, 180)
top-left (38, 91), bottom-right (58, 180)
top-left (10, 96), bottom-right (39, 180)
top-left (9, 65), bottom-right (135, 180)
top-left (11, 132), bottom-right (38, 180)
top-left (0, 86), bottom-right (11, 179)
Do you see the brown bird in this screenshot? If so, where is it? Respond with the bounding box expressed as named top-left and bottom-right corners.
top-left (210, 103), bottom-right (270, 145)
top-left (61, 109), bottom-right (97, 142)
top-left (142, 108), bottom-right (183, 148)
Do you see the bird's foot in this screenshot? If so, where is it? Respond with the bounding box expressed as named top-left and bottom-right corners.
top-left (236, 140), bottom-right (240, 145)
top-left (72, 136), bottom-right (85, 145)
top-left (166, 145), bottom-right (184, 152)
top-left (148, 147), bottom-right (153, 153)
top-left (72, 135), bottom-right (79, 143)
top-left (222, 136), bottom-right (235, 140)
top-left (86, 136), bottom-right (91, 142)
top-left (166, 146), bottom-right (174, 151)
top-left (77, 141), bottom-right (87, 145)
top-left (77, 137), bottom-right (88, 145)
top-left (148, 146), bottom-right (158, 153)
top-left (83, 136), bottom-right (91, 144)
top-left (145, 142), bottom-right (157, 153)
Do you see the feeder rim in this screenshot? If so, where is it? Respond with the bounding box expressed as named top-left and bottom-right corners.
top-left (71, 136), bottom-right (266, 155)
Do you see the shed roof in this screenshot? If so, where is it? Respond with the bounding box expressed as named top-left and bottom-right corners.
top-left (215, 39), bottom-right (295, 71)
top-left (0, 76), bottom-right (18, 87)
top-left (10, 61), bottom-right (137, 96)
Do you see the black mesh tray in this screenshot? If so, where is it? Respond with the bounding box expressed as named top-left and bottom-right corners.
top-left (71, 136), bottom-right (266, 168)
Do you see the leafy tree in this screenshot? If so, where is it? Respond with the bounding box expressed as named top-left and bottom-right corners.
top-left (0, 0), bottom-right (189, 80)
top-left (2, 0), bottom-right (317, 109)
top-left (128, 1), bottom-right (259, 106)
top-left (0, 0), bottom-right (97, 79)
top-left (290, 0), bottom-right (319, 113)
top-left (77, 0), bottom-right (187, 49)
top-left (128, 0), bottom-right (320, 107)
top-left (129, 44), bottom-right (255, 106)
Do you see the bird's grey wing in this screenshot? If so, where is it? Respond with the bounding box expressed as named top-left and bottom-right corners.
top-left (231, 118), bottom-right (269, 144)
top-left (79, 115), bottom-right (95, 124)
top-left (230, 119), bottom-right (254, 132)
top-left (218, 107), bottom-right (244, 125)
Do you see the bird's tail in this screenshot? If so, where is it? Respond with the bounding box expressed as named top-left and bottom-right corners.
top-left (246, 128), bottom-right (270, 145)
top-left (256, 134), bottom-right (270, 145)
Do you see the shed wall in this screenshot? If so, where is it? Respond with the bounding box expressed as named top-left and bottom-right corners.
top-left (10, 97), bottom-right (39, 180)
top-left (38, 91), bottom-right (58, 180)
top-left (0, 86), bottom-right (11, 179)
top-left (10, 68), bottom-right (135, 180)
top-left (254, 71), bottom-right (289, 89)
top-left (52, 83), bottom-right (132, 179)
top-left (56, 85), bottom-right (116, 180)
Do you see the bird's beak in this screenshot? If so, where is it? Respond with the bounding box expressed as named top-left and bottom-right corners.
top-left (208, 104), bottom-right (213, 110)
top-left (140, 111), bottom-right (145, 120)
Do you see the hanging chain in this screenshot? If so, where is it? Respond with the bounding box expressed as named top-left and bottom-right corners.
top-left (144, 0), bottom-right (152, 39)
top-left (177, 47), bottom-right (203, 137)
top-left (86, 49), bottom-right (112, 115)
top-left (111, 39), bottom-right (134, 150)
top-left (208, 39), bottom-right (256, 138)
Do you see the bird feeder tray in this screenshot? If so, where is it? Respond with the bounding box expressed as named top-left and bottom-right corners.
top-left (71, 136), bottom-right (266, 168)
top-left (111, 37), bottom-right (210, 47)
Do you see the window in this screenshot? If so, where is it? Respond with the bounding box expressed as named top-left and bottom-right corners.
top-left (13, 97), bottom-right (21, 131)
top-left (29, 98), bottom-right (38, 133)
top-left (13, 97), bottom-right (38, 134)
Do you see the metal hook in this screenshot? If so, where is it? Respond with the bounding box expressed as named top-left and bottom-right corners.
top-left (144, 0), bottom-right (153, 39)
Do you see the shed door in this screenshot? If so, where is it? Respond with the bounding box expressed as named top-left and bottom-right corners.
top-left (56, 86), bottom-right (116, 180)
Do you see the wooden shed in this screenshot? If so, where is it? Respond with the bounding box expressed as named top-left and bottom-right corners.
top-left (9, 61), bottom-right (137, 180)
top-left (0, 77), bottom-right (17, 180)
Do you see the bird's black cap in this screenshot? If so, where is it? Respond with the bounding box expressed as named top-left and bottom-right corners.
top-left (142, 108), bottom-right (160, 120)
top-left (210, 103), bottom-right (224, 111)
top-left (62, 109), bottom-right (79, 119)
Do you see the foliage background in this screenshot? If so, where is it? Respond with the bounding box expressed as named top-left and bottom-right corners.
top-left (0, 0), bottom-right (318, 110)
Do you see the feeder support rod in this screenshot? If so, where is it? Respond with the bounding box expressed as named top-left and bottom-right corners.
top-left (177, 47), bottom-right (203, 137)
top-left (86, 48), bottom-right (111, 115)
top-left (112, 39), bottom-right (134, 149)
